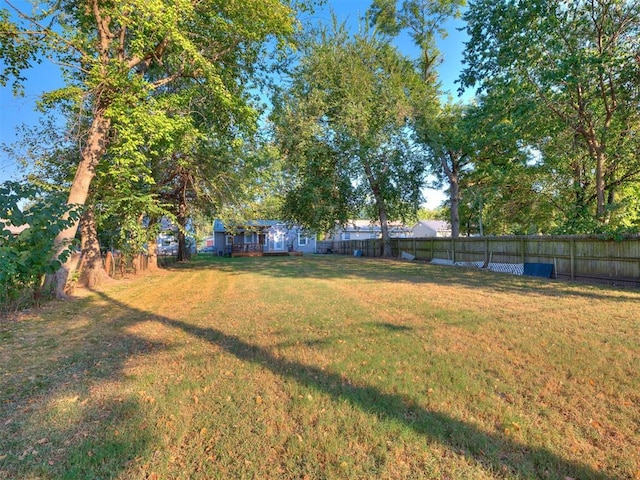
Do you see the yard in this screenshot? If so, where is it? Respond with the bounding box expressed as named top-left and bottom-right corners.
top-left (0, 255), bottom-right (638, 479)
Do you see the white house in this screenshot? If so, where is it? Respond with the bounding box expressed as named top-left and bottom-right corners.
top-left (412, 220), bottom-right (451, 238)
top-left (330, 220), bottom-right (413, 241)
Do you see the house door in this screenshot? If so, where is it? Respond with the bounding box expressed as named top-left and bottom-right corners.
top-left (272, 231), bottom-right (285, 251)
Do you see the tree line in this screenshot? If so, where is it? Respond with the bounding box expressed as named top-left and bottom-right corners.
top-left (1, 0), bottom-right (639, 306)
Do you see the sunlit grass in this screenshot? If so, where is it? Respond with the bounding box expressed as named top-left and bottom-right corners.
top-left (1, 255), bottom-right (638, 479)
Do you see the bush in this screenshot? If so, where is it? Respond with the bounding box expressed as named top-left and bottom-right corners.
top-left (0, 182), bottom-right (81, 313)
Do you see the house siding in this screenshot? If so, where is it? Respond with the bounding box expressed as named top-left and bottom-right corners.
top-left (265, 224), bottom-right (317, 254)
top-left (331, 220), bottom-right (412, 241)
top-left (412, 221), bottom-right (451, 238)
top-left (211, 220), bottom-right (317, 255)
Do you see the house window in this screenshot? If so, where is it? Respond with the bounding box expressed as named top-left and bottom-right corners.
top-left (298, 233), bottom-right (308, 246)
top-left (342, 232), bottom-right (350, 240)
top-left (226, 235), bottom-right (233, 246)
top-left (245, 232), bottom-right (255, 244)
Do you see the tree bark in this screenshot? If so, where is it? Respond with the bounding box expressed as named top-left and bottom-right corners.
top-left (363, 161), bottom-right (392, 257)
top-left (145, 217), bottom-right (160, 270)
top-left (49, 110), bottom-right (111, 298)
top-left (449, 175), bottom-right (460, 238)
top-left (78, 205), bottom-right (109, 288)
top-left (177, 229), bottom-right (189, 262)
top-left (146, 240), bottom-right (160, 270)
top-left (378, 202), bottom-right (392, 258)
top-left (176, 177), bottom-right (190, 262)
top-left (580, 132), bottom-right (607, 220)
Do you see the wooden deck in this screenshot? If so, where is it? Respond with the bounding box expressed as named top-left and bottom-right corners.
top-left (232, 251), bottom-right (303, 258)
top-left (230, 243), bottom-right (304, 257)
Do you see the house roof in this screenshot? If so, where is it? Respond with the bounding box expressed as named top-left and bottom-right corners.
top-left (338, 220), bottom-right (411, 232)
top-left (214, 219), bottom-right (281, 232)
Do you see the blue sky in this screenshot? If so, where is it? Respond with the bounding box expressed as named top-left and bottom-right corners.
top-left (0, 0), bottom-right (469, 207)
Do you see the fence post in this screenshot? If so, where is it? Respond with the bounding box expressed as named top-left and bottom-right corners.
top-left (451, 238), bottom-right (456, 263)
top-left (484, 237), bottom-right (489, 266)
top-left (570, 237), bottom-right (576, 280)
top-left (521, 237), bottom-right (526, 264)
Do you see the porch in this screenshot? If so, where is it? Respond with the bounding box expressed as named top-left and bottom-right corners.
top-left (230, 243), bottom-right (264, 257)
top-left (230, 243), bottom-right (301, 257)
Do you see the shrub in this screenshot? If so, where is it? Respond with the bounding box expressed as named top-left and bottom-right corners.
top-left (0, 182), bottom-right (81, 313)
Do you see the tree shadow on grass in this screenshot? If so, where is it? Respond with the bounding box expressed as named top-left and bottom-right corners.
top-left (92, 289), bottom-right (613, 480)
top-left (0, 297), bottom-right (162, 479)
top-left (180, 255), bottom-right (640, 304)
top-left (365, 321), bottom-right (414, 332)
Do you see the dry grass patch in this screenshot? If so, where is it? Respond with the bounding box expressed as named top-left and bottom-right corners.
top-left (0, 255), bottom-right (638, 479)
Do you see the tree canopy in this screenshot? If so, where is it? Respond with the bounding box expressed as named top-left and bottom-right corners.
top-left (1, 0), bottom-right (299, 295)
top-left (461, 0), bottom-right (640, 233)
top-left (272, 24), bottom-right (431, 256)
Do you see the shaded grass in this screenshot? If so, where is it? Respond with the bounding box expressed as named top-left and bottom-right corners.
top-left (1, 255), bottom-right (639, 479)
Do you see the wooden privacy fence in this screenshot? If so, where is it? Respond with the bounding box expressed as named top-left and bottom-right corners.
top-left (332, 235), bottom-right (640, 286)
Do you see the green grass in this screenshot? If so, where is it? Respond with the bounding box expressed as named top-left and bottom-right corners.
top-left (1, 255), bottom-right (639, 479)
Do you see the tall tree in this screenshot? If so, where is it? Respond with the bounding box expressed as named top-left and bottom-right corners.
top-left (272, 25), bottom-right (429, 256)
top-left (461, 0), bottom-right (640, 229)
top-left (1, 0), bottom-right (297, 296)
top-left (367, 0), bottom-right (466, 83)
top-left (367, 0), bottom-right (468, 238)
top-left (415, 101), bottom-right (473, 237)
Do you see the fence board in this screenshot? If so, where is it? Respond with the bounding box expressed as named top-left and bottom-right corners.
top-left (331, 235), bottom-right (640, 287)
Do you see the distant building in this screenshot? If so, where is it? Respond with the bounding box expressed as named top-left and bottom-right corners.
top-left (330, 220), bottom-right (413, 241)
top-left (412, 220), bottom-right (451, 238)
top-left (155, 217), bottom-right (196, 255)
top-left (212, 220), bottom-right (317, 256)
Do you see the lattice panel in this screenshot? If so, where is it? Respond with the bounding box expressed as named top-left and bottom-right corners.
top-left (487, 263), bottom-right (524, 275)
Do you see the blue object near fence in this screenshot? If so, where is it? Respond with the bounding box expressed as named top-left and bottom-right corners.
top-left (353, 249), bottom-right (362, 257)
top-left (523, 263), bottom-right (554, 278)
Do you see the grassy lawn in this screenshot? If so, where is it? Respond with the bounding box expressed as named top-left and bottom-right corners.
top-left (1, 255), bottom-right (639, 479)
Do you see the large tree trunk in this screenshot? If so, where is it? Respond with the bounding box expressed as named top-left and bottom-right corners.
top-left (147, 240), bottom-right (160, 270)
top-left (363, 161), bottom-right (392, 257)
top-left (441, 151), bottom-right (461, 238)
top-left (449, 176), bottom-right (460, 238)
top-left (176, 172), bottom-right (191, 262)
top-left (49, 111), bottom-right (111, 298)
top-left (378, 202), bottom-right (392, 258)
top-left (580, 128), bottom-right (607, 220)
top-left (595, 146), bottom-right (607, 220)
top-left (177, 230), bottom-right (189, 262)
top-left (146, 217), bottom-right (160, 270)
top-left (477, 193), bottom-right (484, 236)
top-left (78, 205), bottom-right (109, 288)
top-left (176, 199), bottom-right (190, 262)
